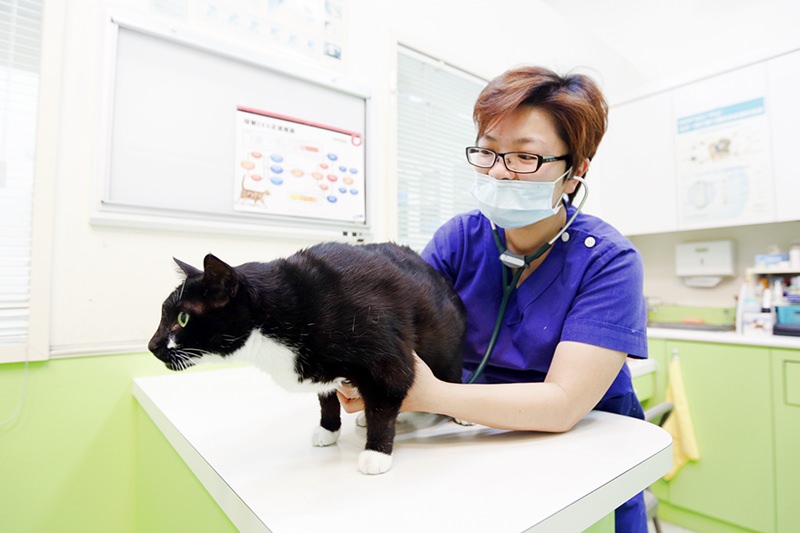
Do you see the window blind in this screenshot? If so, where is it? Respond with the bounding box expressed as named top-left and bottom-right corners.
top-left (396, 46), bottom-right (485, 251)
top-left (0, 0), bottom-right (41, 345)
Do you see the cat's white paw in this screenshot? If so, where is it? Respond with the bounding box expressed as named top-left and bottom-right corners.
top-left (311, 426), bottom-right (340, 447)
top-left (452, 417), bottom-right (474, 426)
top-left (355, 412), bottom-right (367, 428)
top-left (357, 450), bottom-right (393, 475)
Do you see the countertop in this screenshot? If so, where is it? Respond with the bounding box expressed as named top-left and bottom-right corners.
top-left (133, 366), bottom-right (672, 533)
top-left (647, 327), bottom-right (800, 349)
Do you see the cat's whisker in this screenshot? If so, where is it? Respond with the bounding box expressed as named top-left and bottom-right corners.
top-left (170, 350), bottom-right (197, 371)
top-left (177, 348), bottom-right (210, 358)
top-left (220, 333), bottom-right (249, 346)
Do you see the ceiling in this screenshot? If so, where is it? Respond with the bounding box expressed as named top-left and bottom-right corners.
top-left (540, 0), bottom-right (800, 100)
top-left (364, 0), bottom-right (800, 104)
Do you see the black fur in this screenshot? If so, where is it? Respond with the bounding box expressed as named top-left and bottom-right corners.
top-left (148, 242), bottom-right (465, 468)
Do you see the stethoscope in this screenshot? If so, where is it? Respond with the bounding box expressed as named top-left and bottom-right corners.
top-left (466, 176), bottom-right (589, 384)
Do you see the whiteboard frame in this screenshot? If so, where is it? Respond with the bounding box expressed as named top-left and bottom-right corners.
top-left (92, 11), bottom-right (373, 242)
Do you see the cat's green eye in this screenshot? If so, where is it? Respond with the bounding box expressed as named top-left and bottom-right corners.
top-left (177, 311), bottom-right (190, 328)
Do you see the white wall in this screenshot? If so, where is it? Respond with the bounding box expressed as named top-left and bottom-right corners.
top-left (631, 221), bottom-right (800, 309)
top-left (38, 0), bottom-right (800, 355)
top-left (42, 0), bottom-right (386, 355)
top-left (40, 0), bottom-right (637, 355)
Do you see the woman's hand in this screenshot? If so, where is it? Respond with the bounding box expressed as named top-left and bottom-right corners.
top-left (336, 380), bottom-right (364, 413)
top-left (335, 353), bottom-right (441, 414)
top-left (400, 353), bottom-right (439, 412)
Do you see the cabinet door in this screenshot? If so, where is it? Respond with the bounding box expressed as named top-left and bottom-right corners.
top-left (767, 49), bottom-right (800, 222)
top-left (664, 341), bottom-right (775, 532)
top-left (772, 348), bottom-right (800, 533)
top-left (646, 338), bottom-right (669, 406)
top-left (645, 339), bottom-right (671, 504)
top-left (587, 91), bottom-right (677, 236)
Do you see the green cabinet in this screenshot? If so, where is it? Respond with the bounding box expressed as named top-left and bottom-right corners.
top-left (772, 348), bottom-right (800, 533)
top-left (653, 340), bottom-right (776, 532)
top-left (644, 338), bottom-right (670, 407)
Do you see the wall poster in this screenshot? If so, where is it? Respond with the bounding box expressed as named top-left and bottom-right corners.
top-left (674, 95), bottom-right (774, 229)
top-left (151, 0), bottom-right (346, 65)
top-left (234, 106), bottom-right (366, 224)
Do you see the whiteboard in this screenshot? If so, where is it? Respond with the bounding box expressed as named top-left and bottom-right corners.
top-left (101, 16), bottom-right (370, 235)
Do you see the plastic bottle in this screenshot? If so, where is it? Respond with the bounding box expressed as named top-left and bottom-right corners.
top-left (773, 279), bottom-right (788, 308)
top-left (742, 276), bottom-right (761, 313)
top-left (761, 284), bottom-right (773, 313)
top-left (790, 242), bottom-right (800, 269)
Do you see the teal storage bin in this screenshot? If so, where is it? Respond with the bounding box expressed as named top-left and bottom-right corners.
top-left (777, 306), bottom-right (800, 325)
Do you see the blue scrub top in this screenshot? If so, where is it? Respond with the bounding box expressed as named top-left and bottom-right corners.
top-left (421, 206), bottom-right (649, 418)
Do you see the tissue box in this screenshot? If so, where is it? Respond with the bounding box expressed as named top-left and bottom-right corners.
top-left (777, 306), bottom-right (800, 325)
top-left (755, 253), bottom-right (790, 269)
top-left (742, 312), bottom-right (774, 335)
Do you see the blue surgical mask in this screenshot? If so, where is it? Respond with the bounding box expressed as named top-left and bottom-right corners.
top-left (471, 168), bottom-right (572, 229)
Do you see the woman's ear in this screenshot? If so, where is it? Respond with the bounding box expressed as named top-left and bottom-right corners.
top-left (573, 158), bottom-right (590, 178)
top-left (564, 158), bottom-right (590, 194)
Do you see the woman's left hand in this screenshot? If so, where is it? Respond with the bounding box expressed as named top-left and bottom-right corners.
top-left (335, 352), bottom-right (440, 414)
top-left (399, 352), bottom-right (438, 412)
top-left (336, 381), bottom-right (364, 413)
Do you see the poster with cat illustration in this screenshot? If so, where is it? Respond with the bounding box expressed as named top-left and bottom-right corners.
top-left (234, 106), bottom-right (365, 224)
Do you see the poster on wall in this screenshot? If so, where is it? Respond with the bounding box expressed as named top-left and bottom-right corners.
top-left (674, 93), bottom-right (774, 229)
top-left (234, 106), bottom-right (366, 224)
top-left (150, 0), bottom-right (345, 64)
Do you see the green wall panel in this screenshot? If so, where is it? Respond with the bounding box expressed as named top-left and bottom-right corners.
top-left (135, 402), bottom-right (237, 532)
top-left (0, 353), bottom-right (235, 533)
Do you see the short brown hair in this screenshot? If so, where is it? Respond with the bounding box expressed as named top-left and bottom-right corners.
top-left (473, 66), bottom-right (608, 200)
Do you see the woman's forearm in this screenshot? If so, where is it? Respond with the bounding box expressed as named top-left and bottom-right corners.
top-left (403, 342), bottom-right (626, 432)
top-left (411, 380), bottom-right (583, 432)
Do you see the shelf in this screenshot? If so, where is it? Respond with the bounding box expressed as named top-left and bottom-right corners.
top-left (746, 267), bottom-right (800, 276)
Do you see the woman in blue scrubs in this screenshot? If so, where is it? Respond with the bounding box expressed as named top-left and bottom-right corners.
top-left (342, 66), bottom-right (649, 531)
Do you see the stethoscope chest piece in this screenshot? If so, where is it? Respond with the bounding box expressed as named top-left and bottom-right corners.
top-left (499, 251), bottom-right (526, 269)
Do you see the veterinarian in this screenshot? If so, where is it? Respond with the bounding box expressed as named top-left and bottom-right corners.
top-left (339, 66), bottom-right (648, 532)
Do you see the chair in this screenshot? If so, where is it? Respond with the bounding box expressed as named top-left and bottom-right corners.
top-left (643, 401), bottom-right (674, 533)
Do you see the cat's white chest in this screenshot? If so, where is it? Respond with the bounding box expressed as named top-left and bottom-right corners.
top-left (227, 329), bottom-right (341, 393)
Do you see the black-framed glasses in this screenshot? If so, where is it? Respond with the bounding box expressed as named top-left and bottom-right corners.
top-left (465, 146), bottom-right (570, 174)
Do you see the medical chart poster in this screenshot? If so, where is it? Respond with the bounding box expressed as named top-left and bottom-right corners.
top-left (234, 107), bottom-right (366, 224)
top-left (674, 97), bottom-right (775, 229)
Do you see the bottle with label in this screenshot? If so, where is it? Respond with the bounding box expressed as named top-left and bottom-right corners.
top-left (737, 274), bottom-right (764, 333)
top-left (790, 242), bottom-right (800, 270)
top-left (773, 279), bottom-right (788, 308)
top-left (761, 284), bottom-right (773, 313)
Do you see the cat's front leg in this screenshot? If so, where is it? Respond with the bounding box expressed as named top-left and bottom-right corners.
top-left (358, 400), bottom-right (401, 475)
top-left (312, 391), bottom-right (341, 447)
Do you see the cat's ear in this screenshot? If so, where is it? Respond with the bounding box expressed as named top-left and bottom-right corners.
top-left (174, 258), bottom-right (202, 278)
top-left (203, 254), bottom-right (239, 299)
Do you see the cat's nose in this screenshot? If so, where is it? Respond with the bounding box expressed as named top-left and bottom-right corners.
top-left (148, 335), bottom-right (167, 360)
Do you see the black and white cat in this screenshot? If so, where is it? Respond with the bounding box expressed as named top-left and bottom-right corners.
top-left (148, 242), bottom-right (465, 475)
